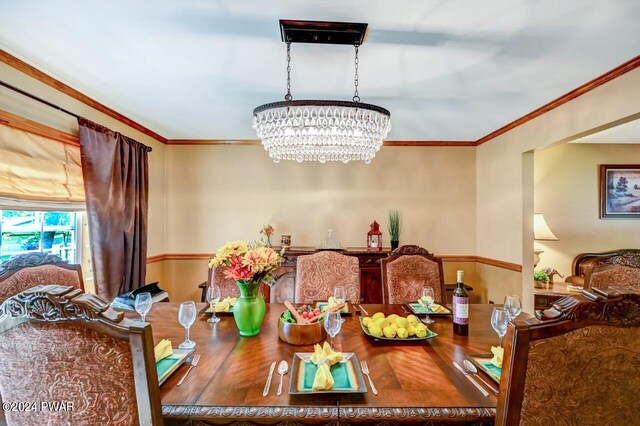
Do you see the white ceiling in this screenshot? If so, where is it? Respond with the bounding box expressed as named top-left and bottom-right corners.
top-left (571, 119), bottom-right (640, 144)
top-left (0, 0), bottom-right (639, 141)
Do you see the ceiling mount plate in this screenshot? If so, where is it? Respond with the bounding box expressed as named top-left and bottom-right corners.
top-left (279, 20), bottom-right (368, 45)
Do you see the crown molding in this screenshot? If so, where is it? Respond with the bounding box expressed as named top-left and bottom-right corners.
top-left (3, 48), bottom-right (638, 149)
top-left (476, 55), bottom-right (640, 145)
top-left (0, 49), bottom-right (167, 144)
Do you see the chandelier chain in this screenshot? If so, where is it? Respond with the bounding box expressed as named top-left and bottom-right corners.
top-left (353, 44), bottom-right (360, 103)
top-left (285, 42), bottom-right (292, 101)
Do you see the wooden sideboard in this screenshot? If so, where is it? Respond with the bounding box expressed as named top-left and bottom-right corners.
top-left (199, 246), bottom-right (475, 304)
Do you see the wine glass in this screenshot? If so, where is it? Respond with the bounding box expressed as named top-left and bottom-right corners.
top-left (134, 292), bottom-right (152, 322)
top-left (206, 285), bottom-right (221, 324)
top-left (419, 287), bottom-right (435, 324)
top-left (504, 295), bottom-right (522, 320)
top-left (333, 286), bottom-right (346, 305)
top-left (178, 301), bottom-right (197, 349)
top-left (324, 310), bottom-right (342, 350)
top-left (491, 307), bottom-right (510, 347)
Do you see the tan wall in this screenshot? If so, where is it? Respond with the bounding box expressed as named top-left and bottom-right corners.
top-left (0, 61), bottom-right (167, 293)
top-left (165, 145), bottom-right (476, 253)
top-left (476, 68), bottom-right (640, 313)
top-left (534, 143), bottom-right (640, 278)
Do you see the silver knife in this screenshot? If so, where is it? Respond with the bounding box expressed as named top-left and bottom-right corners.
top-left (263, 362), bottom-right (276, 396)
top-left (453, 361), bottom-right (489, 397)
top-left (359, 305), bottom-right (369, 316)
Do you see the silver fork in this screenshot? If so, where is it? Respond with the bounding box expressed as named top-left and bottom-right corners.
top-left (177, 354), bottom-right (201, 387)
top-left (360, 361), bottom-right (378, 395)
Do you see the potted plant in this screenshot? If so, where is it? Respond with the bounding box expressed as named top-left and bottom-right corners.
top-left (388, 209), bottom-right (401, 251)
top-left (534, 270), bottom-right (550, 289)
top-left (209, 241), bottom-right (281, 336)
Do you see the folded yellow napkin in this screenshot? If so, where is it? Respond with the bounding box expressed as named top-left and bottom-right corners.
top-left (154, 339), bottom-right (173, 362)
top-left (326, 296), bottom-right (338, 308)
top-left (309, 342), bottom-right (343, 391)
top-left (490, 346), bottom-right (504, 368)
top-left (211, 297), bottom-right (237, 312)
top-left (430, 303), bottom-right (449, 314)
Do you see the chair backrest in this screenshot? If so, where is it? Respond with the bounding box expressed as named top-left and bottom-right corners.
top-left (0, 252), bottom-right (84, 305)
top-left (295, 251), bottom-right (360, 304)
top-left (496, 287), bottom-right (640, 425)
top-left (584, 251), bottom-right (640, 291)
top-left (381, 245), bottom-right (445, 304)
top-left (0, 285), bottom-right (163, 426)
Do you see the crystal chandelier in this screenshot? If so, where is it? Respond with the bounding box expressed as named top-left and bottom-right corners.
top-left (252, 20), bottom-right (391, 164)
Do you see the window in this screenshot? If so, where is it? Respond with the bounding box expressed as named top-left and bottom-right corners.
top-left (0, 210), bottom-right (82, 263)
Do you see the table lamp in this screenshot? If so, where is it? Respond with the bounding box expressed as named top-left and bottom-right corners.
top-left (534, 213), bottom-right (558, 267)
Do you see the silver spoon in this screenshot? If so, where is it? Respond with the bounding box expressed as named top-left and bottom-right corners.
top-left (463, 360), bottom-right (499, 395)
top-left (276, 360), bottom-right (289, 396)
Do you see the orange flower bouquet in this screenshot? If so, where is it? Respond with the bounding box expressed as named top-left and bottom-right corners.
top-left (209, 241), bottom-right (281, 336)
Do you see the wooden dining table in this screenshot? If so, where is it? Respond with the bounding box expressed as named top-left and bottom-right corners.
top-left (140, 303), bottom-right (508, 425)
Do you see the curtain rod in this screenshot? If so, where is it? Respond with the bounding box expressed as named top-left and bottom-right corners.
top-left (0, 80), bottom-right (80, 119)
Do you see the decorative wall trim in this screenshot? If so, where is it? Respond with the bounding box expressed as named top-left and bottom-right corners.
top-left (0, 108), bottom-right (79, 146)
top-left (475, 54), bottom-right (640, 145)
top-left (0, 49), bottom-right (167, 144)
top-left (147, 253), bottom-right (522, 271)
top-left (166, 139), bottom-right (477, 147)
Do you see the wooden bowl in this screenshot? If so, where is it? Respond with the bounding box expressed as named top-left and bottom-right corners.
top-left (278, 314), bottom-right (327, 345)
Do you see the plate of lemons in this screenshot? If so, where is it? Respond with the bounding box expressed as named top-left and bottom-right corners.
top-left (359, 312), bottom-right (437, 341)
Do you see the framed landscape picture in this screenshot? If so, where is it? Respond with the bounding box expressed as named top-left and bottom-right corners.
top-left (599, 164), bottom-right (640, 218)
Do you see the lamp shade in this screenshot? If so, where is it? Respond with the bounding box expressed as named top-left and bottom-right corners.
top-left (534, 214), bottom-right (558, 241)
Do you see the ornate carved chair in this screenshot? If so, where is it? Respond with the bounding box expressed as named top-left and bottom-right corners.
top-left (583, 250), bottom-right (640, 291)
top-left (381, 245), bottom-right (446, 304)
top-left (496, 287), bottom-right (640, 425)
top-left (295, 251), bottom-right (360, 304)
top-left (0, 252), bottom-right (84, 305)
top-left (0, 285), bottom-right (163, 425)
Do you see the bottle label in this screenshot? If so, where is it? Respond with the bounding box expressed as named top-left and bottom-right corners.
top-left (453, 296), bottom-right (469, 325)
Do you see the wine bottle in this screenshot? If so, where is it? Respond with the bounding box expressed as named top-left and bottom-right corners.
top-left (453, 270), bottom-right (469, 336)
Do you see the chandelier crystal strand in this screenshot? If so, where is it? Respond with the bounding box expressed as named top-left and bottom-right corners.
top-left (252, 23), bottom-right (390, 164)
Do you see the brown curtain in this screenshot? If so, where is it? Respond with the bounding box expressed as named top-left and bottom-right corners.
top-left (78, 118), bottom-right (151, 300)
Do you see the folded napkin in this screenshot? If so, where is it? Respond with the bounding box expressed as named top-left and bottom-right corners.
top-left (326, 296), bottom-right (338, 308)
top-left (309, 342), bottom-right (343, 391)
top-left (490, 346), bottom-right (504, 368)
top-left (212, 296), bottom-right (237, 312)
top-left (430, 303), bottom-right (449, 314)
top-left (154, 339), bottom-right (173, 362)
top-left (567, 285), bottom-right (583, 293)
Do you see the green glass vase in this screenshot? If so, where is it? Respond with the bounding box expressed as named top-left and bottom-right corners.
top-left (233, 280), bottom-right (266, 337)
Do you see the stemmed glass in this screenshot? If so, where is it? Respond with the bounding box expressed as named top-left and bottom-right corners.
top-left (419, 287), bottom-right (435, 324)
top-left (491, 307), bottom-right (510, 347)
top-left (134, 292), bottom-right (152, 322)
top-left (206, 285), bottom-right (221, 324)
top-left (504, 295), bottom-right (522, 320)
top-left (333, 286), bottom-right (346, 304)
top-left (324, 310), bottom-right (342, 350)
top-left (178, 301), bottom-right (197, 349)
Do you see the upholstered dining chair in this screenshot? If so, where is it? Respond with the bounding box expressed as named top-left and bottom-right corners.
top-left (0, 252), bottom-right (84, 305)
top-left (0, 285), bottom-right (163, 426)
top-left (583, 250), bottom-right (640, 291)
top-left (381, 245), bottom-right (446, 304)
top-left (295, 251), bottom-right (360, 304)
top-left (496, 287), bottom-right (640, 425)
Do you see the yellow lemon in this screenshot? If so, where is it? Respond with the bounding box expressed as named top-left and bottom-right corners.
top-left (389, 323), bottom-right (398, 331)
top-left (415, 323), bottom-right (427, 333)
top-left (362, 317), bottom-right (372, 327)
top-left (383, 326), bottom-right (397, 338)
top-left (407, 325), bottom-right (416, 336)
top-left (395, 317), bottom-right (408, 329)
top-left (397, 327), bottom-right (408, 339)
top-left (372, 312), bottom-right (385, 321)
top-left (406, 314), bottom-right (418, 325)
top-left (375, 317), bottom-right (387, 329)
top-left (369, 325), bottom-right (383, 337)
top-left (415, 327), bottom-right (428, 338)
top-left (387, 314), bottom-right (399, 323)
